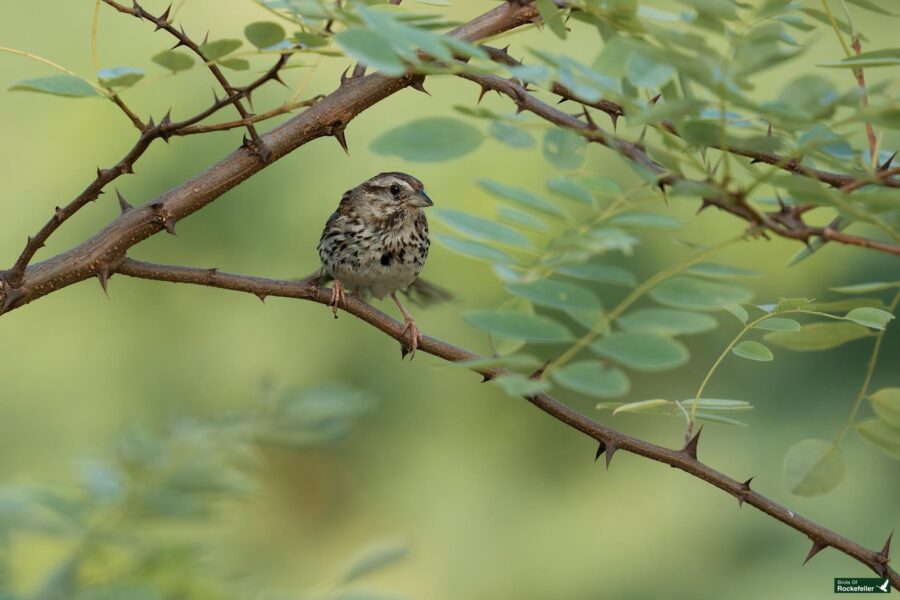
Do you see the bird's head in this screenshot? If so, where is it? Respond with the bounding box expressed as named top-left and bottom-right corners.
top-left (355, 172), bottom-right (433, 216)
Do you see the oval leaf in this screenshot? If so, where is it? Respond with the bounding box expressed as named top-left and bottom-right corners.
top-left (555, 264), bottom-right (637, 287)
top-left (764, 322), bottom-right (870, 351)
top-left (608, 212), bottom-right (682, 229)
top-left (754, 317), bottom-right (801, 331)
top-left (784, 438), bottom-right (845, 496)
top-left (505, 279), bottom-right (600, 313)
top-left (98, 67), bottom-right (144, 88)
top-left (433, 209), bottom-right (532, 250)
top-left (869, 388), bottom-right (900, 430)
top-left (200, 39), bottom-right (243, 61)
top-left (464, 310), bottom-right (572, 343)
top-left (479, 180), bottom-right (567, 217)
top-left (371, 118), bottom-right (483, 162)
top-left (335, 29), bottom-right (406, 76)
top-left (152, 50), bottom-right (195, 72)
top-left (857, 419), bottom-right (900, 461)
top-left (10, 75), bottom-right (99, 98)
top-left (649, 276), bottom-right (753, 311)
top-left (552, 360), bottom-right (630, 398)
top-left (542, 128), bottom-right (586, 170)
top-left (619, 309), bottom-right (717, 336)
top-left (732, 340), bottom-right (773, 361)
top-left (433, 234), bottom-right (515, 264)
top-left (612, 399), bottom-right (671, 415)
top-left (591, 332), bottom-right (689, 371)
top-left (844, 307), bottom-right (895, 330)
top-left (245, 21), bottom-right (286, 49)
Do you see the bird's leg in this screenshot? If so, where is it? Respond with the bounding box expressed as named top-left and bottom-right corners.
top-left (391, 292), bottom-right (423, 359)
top-left (330, 279), bottom-right (346, 319)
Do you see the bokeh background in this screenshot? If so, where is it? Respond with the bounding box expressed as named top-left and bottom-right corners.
top-left (1, 1), bottom-right (898, 598)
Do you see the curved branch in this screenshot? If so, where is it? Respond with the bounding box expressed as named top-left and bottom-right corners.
top-left (0, 1), bottom-right (540, 314)
top-left (113, 256), bottom-right (899, 588)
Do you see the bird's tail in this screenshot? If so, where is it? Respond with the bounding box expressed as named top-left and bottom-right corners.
top-left (402, 278), bottom-right (454, 307)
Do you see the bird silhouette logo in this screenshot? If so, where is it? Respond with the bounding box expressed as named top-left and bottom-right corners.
top-left (877, 578), bottom-right (890, 593)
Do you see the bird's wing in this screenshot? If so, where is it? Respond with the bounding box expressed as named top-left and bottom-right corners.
top-left (401, 277), bottom-right (454, 307)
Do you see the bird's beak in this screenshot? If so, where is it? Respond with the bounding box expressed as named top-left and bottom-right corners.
top-left (409, 190), bottom-right (434, 208)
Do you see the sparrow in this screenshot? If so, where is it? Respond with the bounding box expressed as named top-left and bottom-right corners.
top-left (315, 172), bottom-right (450, 357)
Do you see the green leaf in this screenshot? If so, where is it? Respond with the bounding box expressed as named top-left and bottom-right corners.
top-left (490, 297), bottom-right (532, 355)
top-left (371, 117), bottom-right (483, 161)
top-left (694, 412), bottom-right (749, 427)
top-left (536, 0), bottom-right (567, 39)
top-left (434, 209), bottom-right (532, 250)
top-left (680, 398), bottom-right (752, 411)
top-left (844, 0), bottom-right (897, 16)
top-left (505, 279), bottom-right (601, 313)
top-left (777, 75), bottom-right (839, 120)
top-left (830, 281), bottom-right (900, 294)
top-left (479, 180), bottom-right (567, 218)
top-left (685, 262), bottom-right (761, 279)
top-left (493, 374), bottom-right (552, 397)
top-left (649, 276), bottom-right (753, 311)
top-left (612, 399), bottom-right (671, 415)
top-left (200, 39), bottom-right (243, 61)
top-left (488, 121), bottom-right (535, 148)
top-left (626, 53), bottom-right (675, 88)
top-left (433, 234), bottom-right (515, 264)
top-left (498, 207), bottom-right (549, 232)
top-left (449, 354), bottom-right (544, 370)
top-left (552, 361), bottom-right (630, 398)
top-left (844, 307), bottom-right (895, 330)
top-left (335, 29), bottom-right (406, 76)
top-left (784, 439), bottom-right (845, 496)
top-left (542, 129), bottom-right (586, 170)
top-left (754, 317), bottom-right (801, 332)
top-left (724, 303), bottom-right (749, 324)
top-left (9, 75), bottom-right (99, 98)
top-left (245, 21), bottom-right (286, 49)
top-left (591, 332), bottom-right (689, 372)
top-left (340, 540), bottom-right (408, 583)
top-left (293, 32), bottom-right (329, 48)
top-left (764, 322), bottom-right (870, 351)
top-left (555, 264), bottom-right (636, 287)
top-left (608, 212), bottom-right (681, 229)
top-left (547, 177), bottom-right (594, 205)
top-left (219, 58), bottom-right (250, 71)
top-left (464, 310), bottom-right (572, 343)
top-left (732, 340), bottom-right (774, 361)
top-left (98, 67), bottom-right (144, 88)
top-left (857, 420), bottom-right (900, 460)
top-left (151, 50), bottom-right (195, 72)
top-left (619, 309), bottom-right (717, 336)
top-left (870, 388), bottom-right (900, 430)
top-left (579, 175), bottom-right (622, 195)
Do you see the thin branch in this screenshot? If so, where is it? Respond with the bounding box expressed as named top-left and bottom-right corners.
top-left (113, 257), bottom-right (900, 588)
top-left (479, 44), bottom-right (900, 190)
top-left (457, 71), bottom-right (900, 256)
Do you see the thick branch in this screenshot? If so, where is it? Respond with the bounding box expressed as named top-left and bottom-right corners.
top-left (114, 257), bottom-right (899, 587)
top-left (0, 2), bottom-right (540, 314)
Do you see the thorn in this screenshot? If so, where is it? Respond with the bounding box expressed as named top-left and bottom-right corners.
top-left (481, 373), bottom-right (492, 383)
top-left (581, 106), bottom-right (597, 130)
top-left (155, 4), bottom-right (172, 29)
top-left (160, 109), bottom-right (172, 127)
top-left (737, 477), bottom-right (753, 508)
top-left (271, 72), bottom-right (287, 88)
top-left (879, 151), bottom-right (896, 173)
top-left (556, 97), bottom-right (568, 105)
top-left (97, 166), bottom-right (105, 178)
top-left (515, 102), bottom-right (527, 115)
top-left (803, 539), bottom-right (828, 565)
top-left (1, 285), bottom-right (27, 313)
top-left (54, 206), bottom-right (64, 222)
top-left (242, 134), bottom-right (252, 149)
top-left (594, 441), bottom-right (605, 462)
top-left (202, 31), bottom-right (209, 46)
top-left (409, 75), bottom-right (430, 96)
top-left (477, 84), bottom-right (490, 104)
top-left (750, 158), bottom-right (762, 164)
top-left (120, 162), bottom-right (135, 175)
top-left (681, 425), bottom-right (702, 460)
top-left (163, 217), bottom-right (177, 235)
top-left (334, 128), bottom-right (349, 154)
top-left (116, 189), bottom-right (133, 213)
top-left (340, 66), bottom-right (352, 86)
top-left (767, 121), bottom-right (773, 137)
top-left (877, 532), bottom-right (893, 562)
top-left (96, 266), bottom-right (111, 299)
top-left (609, 112), bottom-right (619, 132)
top-left (604, 441), bottom-right (618, 469)
top-left (530, 360), bottom-right (551, 380)
top-left (650, 93), bottom-right (662, 105)
top-left (255, 292), bottom-right (267, 303)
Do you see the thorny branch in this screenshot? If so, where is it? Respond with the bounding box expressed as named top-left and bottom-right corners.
top-left (114, 257), bottom-right (898, 588)
top-left (0, 0), bottom-right (898, 586)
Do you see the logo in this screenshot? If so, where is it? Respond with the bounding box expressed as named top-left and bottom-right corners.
top-left (834, 578), bottom-right (891, 593)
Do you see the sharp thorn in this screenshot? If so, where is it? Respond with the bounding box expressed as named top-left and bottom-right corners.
top-left (54, 206), bottom-right (64, 222)
top-left (164, 217), bottom-right (177, 235)
top-left (556, 97), bottom-right (568, 105)
top-left (96, 267), bottom-right (111, 299)
top-left (116, 189), bottom-right (133, 213)
top-left (650, 93), bottom-right (662, 105)
top-left (681, 425), bottom-right (702, 460)
top-left (1, 286), bottom-right (27, 313)
top-left (255, 292), bottom-right (267, 303)
top-left (750, 158), bottom-right (762, 164)
top-left (594, 441), bottom-right (606, 462)
top-left (604, 441), bottom-right (618, 469)
top-left (697, 199), bottom-right (713, 214)
top-left (477, 84), bottom-right (490, 105)
top-left (409, 76), bottom-right (430, 96)
top-left (737, 477), bottom-right (753, 508)
top-left (610, 112), bottom-right (619, 132)
top-left (878, 531), bottom-right (893, 562)
top-left (481, 373), bottom-right (492, 383)
top-left (340, 66), bottom-right (351, 86)
top-left (879, 151), bottom-right (896, 173)
top-left (334, 128), bottom-right (349, 154)
top-left (803, 539), bottom-right (828, 565)
top-left (581, 106), bottom-right (597, 129)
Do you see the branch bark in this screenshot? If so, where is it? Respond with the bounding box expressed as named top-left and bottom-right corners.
top-left (114, 256), bottom-right (899, 588)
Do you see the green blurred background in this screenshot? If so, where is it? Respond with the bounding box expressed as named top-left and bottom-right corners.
top-left (1, 1), bottom-right (898, 598)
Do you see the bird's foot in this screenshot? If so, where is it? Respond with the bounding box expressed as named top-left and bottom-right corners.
top-left (330, 280), bottom-right (346, 319)
top-left (399, 316), bottom-right (423, 359)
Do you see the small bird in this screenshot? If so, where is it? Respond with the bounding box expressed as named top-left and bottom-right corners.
top-left (315, 172), bottom-right (450, 357)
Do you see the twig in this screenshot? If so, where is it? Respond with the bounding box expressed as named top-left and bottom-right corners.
top-left (113, 257), bottom-right (900, 588)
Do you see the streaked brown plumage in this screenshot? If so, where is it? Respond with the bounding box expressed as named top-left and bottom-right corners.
top-left (316, 172), bottom-right (449, 357)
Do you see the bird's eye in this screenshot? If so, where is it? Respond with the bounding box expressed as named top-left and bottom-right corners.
top-left (389, 183), bottom-right (401, 197)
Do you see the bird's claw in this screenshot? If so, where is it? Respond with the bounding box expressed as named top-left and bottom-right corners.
top-left (330, 280), bottom-right (346, 319)
top-left (399, 316), bottom-right (423, 359)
